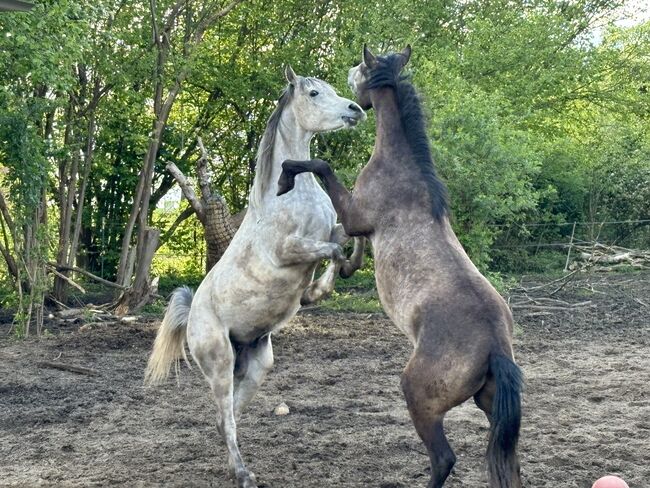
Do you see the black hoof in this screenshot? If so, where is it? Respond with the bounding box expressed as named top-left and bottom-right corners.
top-left (276, 173), bottom-right (295, 196)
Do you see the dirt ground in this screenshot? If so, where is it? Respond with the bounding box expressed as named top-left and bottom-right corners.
top-left (1, 272), bottom-right (649, 487)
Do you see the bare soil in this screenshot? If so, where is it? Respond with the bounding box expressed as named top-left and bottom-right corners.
top-left (1, 272), bottom-right (649, 487)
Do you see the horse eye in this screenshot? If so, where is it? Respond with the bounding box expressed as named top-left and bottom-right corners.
top-left (309, 90), bottom-right (319, 97)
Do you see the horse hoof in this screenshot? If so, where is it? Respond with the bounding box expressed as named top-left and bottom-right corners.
top-left (236, 471), bottom-right (257, 488)
top-left (276, 173), bottom-right (295, 196)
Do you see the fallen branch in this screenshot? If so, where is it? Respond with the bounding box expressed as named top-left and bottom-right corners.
top-left (510, 299), bottom-right (592, 311)
top-left (38, 361), bottom-right (99, 376)
top-left (48, 263), bottom-right (126, 290)
top-left (520, 311), bottom-right (553, 317)
top-left (573, 243), bottom-right (650, 269)
top-left (515, 269), bottom-right (579, 293)
top-left (48, 266), bottom-right (86, 294)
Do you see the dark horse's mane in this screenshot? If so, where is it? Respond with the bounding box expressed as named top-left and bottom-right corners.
top-left (367, 53), bottom-right (449, 220)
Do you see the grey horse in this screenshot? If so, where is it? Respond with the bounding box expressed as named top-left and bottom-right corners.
top-left (145, 67), bottom-right (366, 488)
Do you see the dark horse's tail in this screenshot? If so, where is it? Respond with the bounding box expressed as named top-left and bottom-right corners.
top-left (487, 352), bottom-right (523, 488)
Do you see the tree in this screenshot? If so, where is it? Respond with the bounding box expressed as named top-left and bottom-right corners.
top-left (114, 0), bottom-right (245, 313)
top-left (166, 137), bottom-right (244, 272)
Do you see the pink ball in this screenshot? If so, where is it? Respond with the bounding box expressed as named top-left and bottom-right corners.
top-left (592, 475), bottom-right (629, 488)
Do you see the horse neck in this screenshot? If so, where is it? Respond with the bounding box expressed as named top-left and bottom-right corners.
top-left (369, 86), bottom-right (451, 231)
top-left (275, 108), bottom-right (313, 175)
top-left (370, 88), bottom-right (408, 157)
top-left (252, 109), bottom-right (317, 210)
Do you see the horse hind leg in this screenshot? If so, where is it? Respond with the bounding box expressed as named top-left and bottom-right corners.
top-left (190, 322), bottom-right (257, 488)
top-left (232, 334), bottom-right (274, 419)
top-left (401, 364), bottom-right (457, 488)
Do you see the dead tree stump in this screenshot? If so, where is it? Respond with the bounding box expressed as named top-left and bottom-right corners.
top-left (167, 137), bottom-right (244, 273)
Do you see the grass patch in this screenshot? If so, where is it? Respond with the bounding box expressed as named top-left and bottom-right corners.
top-left (141, 298), bottom-right (168, 317)
top-left (320, 289), bottom-right (383, 313)
top-left (319, 265), bottom-right (383, 313)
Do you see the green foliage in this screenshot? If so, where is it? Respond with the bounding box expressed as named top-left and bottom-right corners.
top-left (426, 82), bottom-right (544, 268)
top-left (1, 0), bottom-right (649, 313)
top-left (141, 298), bottom-right (168, 317)
top-left (484, 271), bottom-right (518, 296)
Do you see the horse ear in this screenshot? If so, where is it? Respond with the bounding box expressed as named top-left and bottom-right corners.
top-left (399, 44), bottom-right (412, 69)
top-left (285, 65), bottom-right (297, 85)
top-left (362, 44), bottom-right (378, 69)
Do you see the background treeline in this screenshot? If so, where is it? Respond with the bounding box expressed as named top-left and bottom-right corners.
top-left (1, 0), bottom-right (649, 333)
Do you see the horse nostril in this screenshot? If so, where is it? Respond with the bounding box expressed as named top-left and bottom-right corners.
top-left (348, 103), bottom-right (362, 113)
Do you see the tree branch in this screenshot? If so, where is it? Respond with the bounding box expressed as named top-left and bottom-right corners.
top-left (48, 267), bottom-right (86, 294)
top-left (194, 0), bottom-right (246, 43)
top-left (166, 162), bottom-right (204, 218)
top-left (150, 0), bottom-right (160, 45)
top-left (0, 190), bottom-right (16, 239)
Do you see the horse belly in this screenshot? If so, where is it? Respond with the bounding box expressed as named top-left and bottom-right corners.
top-left (209, 257), bottom-right (313, 342)
top-left (223, 297), bottom-right (301, 342)
top-left (371, 232), bottom-right (442, 343)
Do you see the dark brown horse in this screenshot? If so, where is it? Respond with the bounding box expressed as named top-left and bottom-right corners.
top-left (277, 45), bottom-right (523, 488)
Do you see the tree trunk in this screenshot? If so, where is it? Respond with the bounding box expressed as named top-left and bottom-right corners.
top-left (53, 101), bottom-right (78, 303)
top-left (166, 152), bottom-right (245, 273)
top-left (114, 227), bottom-right (160, 316)
top-left (0, 190), bottom-right (19, 281)
top-left (114, 0), bottom-right (245, 313)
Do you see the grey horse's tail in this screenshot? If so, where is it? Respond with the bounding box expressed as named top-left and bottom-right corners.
top-left (144, 286), bottom-right (194, 385)
top-left (486, 352), bottom-right (523, 488)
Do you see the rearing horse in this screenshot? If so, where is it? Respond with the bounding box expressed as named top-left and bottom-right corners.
top-left (145, 67), bottom-right (366, 488)
top-left (279, 46), bottom-right (523, 488)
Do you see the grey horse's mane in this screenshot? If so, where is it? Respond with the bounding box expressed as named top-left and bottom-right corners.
top-left (250, 85), bottom-right (294, 208)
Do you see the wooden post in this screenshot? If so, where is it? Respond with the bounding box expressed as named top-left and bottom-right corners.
top-left (564, 222), bottom-right (577, 272)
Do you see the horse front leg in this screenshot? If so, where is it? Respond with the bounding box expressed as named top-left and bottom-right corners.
top-left (275, 235), bottom-right (342, 305)
top-left (278, 159), bottom-right (372, 237)
top-left (329, 224), bottom-right (366, 278)
top-left (340, 236), bottom-right (366, 278)
top-left (275, 235), bottom-right (343, 267)
top-left (300, 260), bottom-right (341, 305)
top-left (299, 225), bottom-right (366, 305)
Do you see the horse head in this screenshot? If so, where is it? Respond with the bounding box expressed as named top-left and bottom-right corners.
top-left (284, 65), bottom-right (366, 132)
top-left (348, 44), bottom-right (411, 110)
